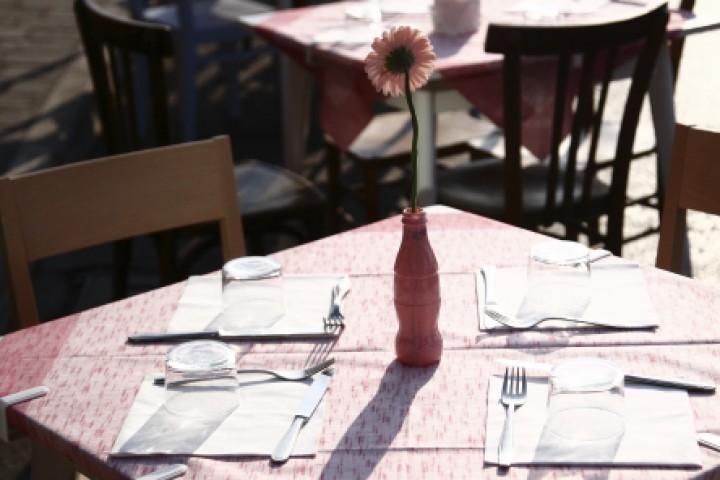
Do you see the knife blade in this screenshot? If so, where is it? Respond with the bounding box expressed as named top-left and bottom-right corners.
top-left (128, 325), bottom-right (342, 343)
top-left (271, 368), bottom-right (334, 463)
top-left (698, 432), bottom-right (720, 452)
top-left (496, 358), bottom-right (716, 393)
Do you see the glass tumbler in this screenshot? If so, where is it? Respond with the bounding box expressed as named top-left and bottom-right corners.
top-left (164, 340), bottom-right (239, 418)
top-left (522, 240), bottom-right (592, 319)
top-left (221, 256), bottom-right (285, 329)
top-left (546, 358), bottom-right (625, 441)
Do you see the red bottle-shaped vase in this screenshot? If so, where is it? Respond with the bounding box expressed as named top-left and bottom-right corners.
top-left (394, 208), bottom-right (442, 366)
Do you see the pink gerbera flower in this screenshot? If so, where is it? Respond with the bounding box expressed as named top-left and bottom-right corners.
top-left (365, 26), bottom-right (435, 211)
top-left (365, 26), bottom-right (436, 97)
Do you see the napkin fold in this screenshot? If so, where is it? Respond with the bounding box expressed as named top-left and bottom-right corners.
top-left (477, 264), bottom-right (658, 330)
top-left (111, 374), bottom-right (325, 456)
top-left (484, 376), bottom-right (702, 466)
top-left (168, 274), bottom-right (347, 333)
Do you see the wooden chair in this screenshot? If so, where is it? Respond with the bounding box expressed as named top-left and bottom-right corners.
top-left (609, 0), bottom-right (697, 243)
top-left (128, 0), bottom-right (275, 141)
top-left (0, 136), bottom-right (246, 332)
top-left (436, 4), bottom-right (668, 255)
top-left (74, 0), bottom-right (326, 295)
top-left (656, 123), bottom-right (720, 274)
top-left (326, 109), bottom-right (500, 225)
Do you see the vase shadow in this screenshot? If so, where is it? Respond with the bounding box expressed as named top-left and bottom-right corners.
top-left (319, 360), bottom-right (438, 479)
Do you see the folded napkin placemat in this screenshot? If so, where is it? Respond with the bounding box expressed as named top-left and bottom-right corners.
top-left (476, 264), bottom-right (658, 330)
top-left (110, 374), bottom-right (324, 456)
top-left (484, 375), bottom-right (702, 466)
top-left (168, 274), bottom-right (347, 333)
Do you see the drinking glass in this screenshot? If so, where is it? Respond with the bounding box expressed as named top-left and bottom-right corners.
top-left (520, 240), bottom-right (592, 320)
top-left (220, 256), bottom-right (285, 329)
top-left (164, 340), bottom-right (239, 418)
top-left (546, 358), bottom-right (625, 441)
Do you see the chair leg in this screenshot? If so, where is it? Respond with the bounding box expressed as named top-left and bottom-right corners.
top-left (112, 239), bottom-right (132, 300)
top-left (363, 164), bottom-right (380, 223)
top-left (176, 34), bottom-right (197, 141)
top-left (325, 142), bottom-right (342, 233)
top-left (156, 232), bottom-right (178, 286)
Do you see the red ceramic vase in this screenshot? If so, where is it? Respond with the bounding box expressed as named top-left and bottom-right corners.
top-left (393, 208), bottom-right (442, 366)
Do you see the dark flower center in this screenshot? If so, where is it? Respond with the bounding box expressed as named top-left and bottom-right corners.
top-left (385, 46), bottom-right (415, 74)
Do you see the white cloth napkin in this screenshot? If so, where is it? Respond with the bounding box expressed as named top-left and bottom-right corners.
top-left (484, 375), bottom-right (702, 466)
top-left (110, 374), bottom-right (325, 456)
top-left (477, 264), bottom-right (658, 330)
top-left (168, 274), bottom-right (347, 333)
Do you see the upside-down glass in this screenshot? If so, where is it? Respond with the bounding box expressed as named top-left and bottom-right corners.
top-left (546, 358), bottom-right (625, 441)
top-left (221, 256), bottom-right (285, 329)
top-left (520, 240), bottom-right (592, 320)
top-left (164, 340), bottom-right (239, 419)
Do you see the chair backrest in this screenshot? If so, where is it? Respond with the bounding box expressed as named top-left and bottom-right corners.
top-left (670, 0), bottom-right (696, 82)
top-left (0, 136), bottom-right (246, 331)
top-left (74, 0), bottom-right (174, 154)
top-left (656, 123), bottom-right (720, 274)
top-left (485, 4), bottom-right (668, 253)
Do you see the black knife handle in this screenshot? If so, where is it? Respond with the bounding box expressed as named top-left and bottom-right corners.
top-left (127, 331), bottom-right (220, 344)
top-left (624, 374), bottom-right (716, 393)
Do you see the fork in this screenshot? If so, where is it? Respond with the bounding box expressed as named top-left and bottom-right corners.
top-left (499, 367), bottom-right (527, 467)
top-left (485, 307), bottom-right (657, 330)
top-left (153, 358), bottom-right (335, 385)
top-left (324, 277), bottom-right (351, 328)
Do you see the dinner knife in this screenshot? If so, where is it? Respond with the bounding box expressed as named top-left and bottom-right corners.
top-left (128, 325), bottom-right (342, 343)
top-left (496, 358), bottom-right (716, 393)
top-left (271, 368), bottom-right (334, 463)
top-left (698, 432), bottom-right (720, 452)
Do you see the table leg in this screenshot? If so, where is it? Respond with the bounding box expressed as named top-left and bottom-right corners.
top-left (414, 90), bottom-right (437, 206)
top-left (648, 43), bottom-right (692, 275)
top-left (280, 56), bottom-right (313, 173)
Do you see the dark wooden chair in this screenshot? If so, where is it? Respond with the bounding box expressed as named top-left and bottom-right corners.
top-left (436, 4), bottom-right (669, 255)
top-left (74, 0), bottom-right (327, 297)
top-left (608, 0), bottom-right (696, 244)
top-left (656, 123), bottom-right (720, 274)
top-left (326, 108), bottom-right (500, 226)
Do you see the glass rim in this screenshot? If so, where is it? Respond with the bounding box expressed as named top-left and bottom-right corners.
top-left (165, 340), bottom-right (236, 373)
top-left (222, 256), bottom-right (282, 281)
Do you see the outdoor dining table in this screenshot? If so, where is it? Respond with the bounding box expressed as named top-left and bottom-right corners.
top-left (238, 0), bottom-right (720, 207)
top-left (2, 206), bottom-right (720, 478)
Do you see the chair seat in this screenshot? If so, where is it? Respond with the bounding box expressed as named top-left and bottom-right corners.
top-left (348, 110), bottom-right (502, 162)
top-left (141, 0), bottom-right (273, 43)
top-left (235, 160), bottom-right (326, 220)
top-left (436, 158), bottom-right (611, 227)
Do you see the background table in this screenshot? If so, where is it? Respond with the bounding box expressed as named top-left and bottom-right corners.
top-left (240, 0), bottom-right (720, 207)
top-left (2, 207), bottom-right (720, 478)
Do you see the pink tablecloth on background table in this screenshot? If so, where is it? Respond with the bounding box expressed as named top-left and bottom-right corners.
top-left (254, 1), bottom-right (690, 159)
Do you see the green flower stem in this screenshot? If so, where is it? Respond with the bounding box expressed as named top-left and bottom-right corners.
top-left (405, 69), bottom-right (418, 212)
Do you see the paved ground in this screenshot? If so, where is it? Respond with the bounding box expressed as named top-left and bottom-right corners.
top-left (0, 1), bottom-right (719, 475)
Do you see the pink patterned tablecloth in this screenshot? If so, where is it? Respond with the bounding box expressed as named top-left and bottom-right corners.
top-left (253, 1), bottom-right (691, 159)
top-left (3, 209), bottom-right (720, 478)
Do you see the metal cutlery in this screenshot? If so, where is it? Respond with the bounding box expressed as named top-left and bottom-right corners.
top-left (485, 307), bottom-right (657, 330)
top-left (698, 432), bottom-right (720, 452)
top-left (498, 367), bottom-right (527, 467)
top-left (271, 368), bottom-right (334, 463)
top-left (152, 358), bottom-right (335, 386)
top-left (324, 276), bottom-right (351, 328)
top-left (136, 464), bottom-right (188, 480)
top-left (128, 324), bottom-right (343, 344)
top-left (496, 358), bottom-right (716, 393)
